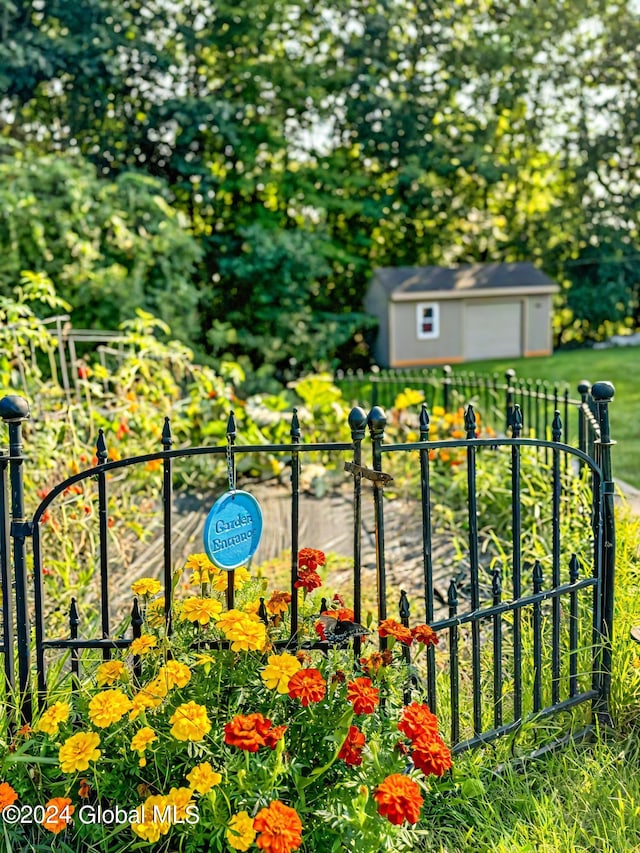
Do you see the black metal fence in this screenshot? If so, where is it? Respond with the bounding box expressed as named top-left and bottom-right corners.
top-left (0, 377), bottom-right (616, 758)
top-left (336, 365), bottom-right (584, 445)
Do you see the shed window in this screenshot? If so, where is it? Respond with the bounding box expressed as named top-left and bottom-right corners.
top-left (416, 302), bottom-right (440, 340)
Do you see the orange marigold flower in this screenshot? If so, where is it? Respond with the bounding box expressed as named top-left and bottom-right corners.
top-left (378, 618), bottom-right (413, 645)
top-left (294, 567), bottom-right (322, 592)
top-left (411, 734), bottom-right (453, 777)
top-left (398, 701), bottom-right (440, 742)
top-left (224, 713), bottom-right (274, 752)
top-left (359, 652), bottom-right (387, 677)
top-left (337, 725), bottom-right (366, 766)
top-left (267, 590), bottom-right (292, 616)
top-left (411, 624), bottom-right (439, 647)
top-left (298, 548), bottom-right (326, 571)
top-left (374, 773), bottom-right (423, 825)
top-left (346, 677), bottom-right (380, 715)
top-left (263, 724), bottom-right (287, 749)
top-left (323, 607), bottom-right (355, 622)
top-left (42, 797), bottom-right (74, 834)
top-left (254, 800), bottom-right (303, 853)
top-left (287, 668), bottom-right (326, 706)
top-left (0, 782), bottom-right (18, 812)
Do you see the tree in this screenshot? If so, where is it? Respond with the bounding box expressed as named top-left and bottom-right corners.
top-left (0, 144), bottom-right (202, 339)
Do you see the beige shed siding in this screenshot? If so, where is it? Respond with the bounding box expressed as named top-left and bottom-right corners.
top-left (525, 294), bottom-right (553, 354)
top-left (464, 300), bottom-right (523, 360)
top-left (390, 300), bottom-right (463, 366)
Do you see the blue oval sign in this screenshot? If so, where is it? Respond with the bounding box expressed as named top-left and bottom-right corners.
top-left (203, 490), bottom-right (263, 570)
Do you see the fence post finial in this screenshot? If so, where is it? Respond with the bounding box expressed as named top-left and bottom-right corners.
top-left (0, 396), bottom-right (30, 423)
top-left (348, 407), bottom-right (367, 442)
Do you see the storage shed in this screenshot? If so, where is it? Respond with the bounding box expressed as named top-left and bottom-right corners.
top-left (365, 262), bottom-right (559, 368)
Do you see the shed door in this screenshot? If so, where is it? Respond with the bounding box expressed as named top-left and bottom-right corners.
top-left (464, 301), bottom-right (522, 360)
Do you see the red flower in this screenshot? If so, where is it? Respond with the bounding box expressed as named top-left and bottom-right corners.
top-left (298, 548), bottom-right (326, 571)
top-left (337, 725), bottom-right (366, 766)
top-left (346, 677), bottom-right (380, 715)
top-left (294, 567), bottom-right (322, 592)
top-left (397, 702), bottom-right (440, 742)
top-left (378, 618), bottom-right (413, 645)
top-left (224, 713), bottom-right (274, 752)
top-left (411, 734), bottom-right (452, 777)
top-left (374, 773), bottom-right (423, 825)
top-left (411, 624), bottom-right (439, 647)
top-left (263, 724), bottom-right (287, 750)
top-left (254, 800), bottom-right (303, 853)
top-left (287, 669), bottom-right (326, 706)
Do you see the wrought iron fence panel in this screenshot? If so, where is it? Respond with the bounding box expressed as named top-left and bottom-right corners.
top-left (0, 379), bottom-right (615, 762)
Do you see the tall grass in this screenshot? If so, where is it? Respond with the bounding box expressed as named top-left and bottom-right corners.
top-left (419, 505), bottom-right (640, 853)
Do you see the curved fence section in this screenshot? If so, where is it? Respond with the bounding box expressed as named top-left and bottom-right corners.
top-left (0, 381), bottom-right (616, 759)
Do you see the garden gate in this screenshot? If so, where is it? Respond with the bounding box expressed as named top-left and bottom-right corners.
top-left (0, 379), bottom-right (615, 759)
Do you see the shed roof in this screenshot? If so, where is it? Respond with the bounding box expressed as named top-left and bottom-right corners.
top-left (373, 262), bottom-right (559, 301)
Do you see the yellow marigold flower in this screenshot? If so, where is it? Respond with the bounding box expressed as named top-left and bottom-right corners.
top-left (169, 701), bottom-right (211, 742)
top-left (215, 608), bottom-right (244, 633)
top-left (157, 660), bottom-right (191, 690)
top-left (185, 553), bottom-right (213, 571)
top-left (166, 786), bottom-right (195, 821)
top-left (130, 726), bottom-right (157, 760)
top-left (193, 652), bottom-right (216, 667)
top-left (95, 660), bottom-right (127, 687)
top-left (185, 553), bottom-right (215, 584)
top-left (130, 794), bottom-right (171, 843)
top-left (219, 611), bottom-right (267, 652)
top-left (186, 761), bottom-right (222, 794)
top-left (145, 597), bottom-right (166, 628)
top-left (207, 564), bottom-right (251, 591)
top-left (59, 731), bottom-right (101, 773)
top-left (261, 653), bottom-right (301, 694)
top-left (180, 596), bottom-right (223, 626)
top-left (35, 701), bottom-right (70, 736)
top-left (130, 634), bottom-right (158, 656)
top-left (129, 678), bottom-right (168, 719)
top-left (131, 578), bottom-right (162, 597)
top-left (227, 810), bottom-right (256, 851)
top-left (88, 689), bottom-right (132, 728)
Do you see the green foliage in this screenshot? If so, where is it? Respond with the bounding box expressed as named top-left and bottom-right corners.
top-left (6, 0), bottom-right (640, 366)
top-left (209, 224), bottom-right (373, 379)
top-left (566, 232), bottom-right (639, 339)
top-left (0, 144), bottom-right (202, 341)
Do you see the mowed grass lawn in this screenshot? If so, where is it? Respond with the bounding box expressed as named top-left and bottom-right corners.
top-left (458, 346), bottom-right (640, 489)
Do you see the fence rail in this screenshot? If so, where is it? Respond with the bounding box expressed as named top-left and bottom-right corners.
top-left (0, 375), bottom-right (616, 758)
top-left (335, 365), bottom-right (589, 445)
